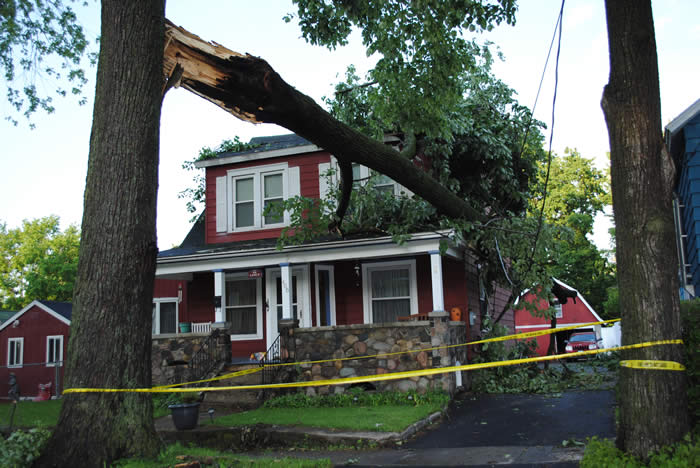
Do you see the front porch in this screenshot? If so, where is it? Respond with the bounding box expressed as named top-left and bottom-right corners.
top-left (155, 231), bottom-right (471, 360)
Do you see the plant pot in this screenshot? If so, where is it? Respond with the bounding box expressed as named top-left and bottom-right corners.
top-left (179, 322), bottom-right (191, 333)
top-left (168, 402), bottom-right (200, 430)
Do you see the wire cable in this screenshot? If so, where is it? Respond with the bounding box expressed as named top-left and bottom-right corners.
top-left (525, 0), bottom-right (565, 273)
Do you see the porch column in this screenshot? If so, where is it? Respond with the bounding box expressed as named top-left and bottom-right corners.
top-left (280, 262), bottom-right (293, 320)
top-left (429, 250), bottom-right (445, 312)
top-left (213, 269), bottom-right (225, 323)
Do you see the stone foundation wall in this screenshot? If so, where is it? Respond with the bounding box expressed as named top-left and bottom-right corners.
top-left (151, 334), bottom-right (207, 386)
top-left (293, 315), bottom-right (466, 396)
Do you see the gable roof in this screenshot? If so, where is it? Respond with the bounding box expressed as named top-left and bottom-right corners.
top-left (0, 300), bottom-right (72, 332)
top-left (665, 98), bottom-right (700, 160)
top-left (194, 134), bottom-right (320, 169)
top-left (515, 278), bottom-right (603, 322)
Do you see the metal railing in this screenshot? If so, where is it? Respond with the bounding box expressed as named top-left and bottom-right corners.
top-left (187, 329), bottom-right (229, 386)
top-left (261, 333), bottom-right (282, 397)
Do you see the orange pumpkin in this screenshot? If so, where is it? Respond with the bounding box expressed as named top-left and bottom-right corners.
top-left (450, 307), bottom-right (462, 321)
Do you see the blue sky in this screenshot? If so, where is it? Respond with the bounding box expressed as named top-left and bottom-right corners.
top-left (1, 1), bottom-right (698, 251)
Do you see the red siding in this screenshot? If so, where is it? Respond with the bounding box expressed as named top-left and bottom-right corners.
top-left (514, 290), bottom-right (599, 357)
top-left (443, 257), bottom-right (469, 317)
top-left (515, 292), bottom-right (598, 327)
top-left (186, 273), bottom-right (215, 324)
top-left (334, 260), bottom-right (364, 325)
top-left (153, 279), bottom-right (188, 321)
top-left (205, 152), bottom-right (331, 245)
top-left (0, 305), bottom-right (70, 399)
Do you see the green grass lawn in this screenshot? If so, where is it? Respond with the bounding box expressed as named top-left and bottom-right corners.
top-left (0, 400), bottom-right (61, 428)
top-left (114, 443), bottom-right (331, 468)
top-left (204, 404), bottom-right (443, 433)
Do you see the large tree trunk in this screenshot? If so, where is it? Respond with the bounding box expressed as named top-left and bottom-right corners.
top-left (34, 1), bottom-right (164, 466)
top-left (601, 0), bottom-right (689, 458)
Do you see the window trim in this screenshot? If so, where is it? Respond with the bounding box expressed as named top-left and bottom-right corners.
top-left (362, 259), bottom-right (418, 324)
top-left (314, 265), bottom-right (336, 327)
top-left (224, 271), bottom-right (263, 341)
top-left (226, 163), bottom-right (289, 232)
top-left (46, 335), bottom-right (64, 367)
top-left (7, 337), bottom-right (23, 368)
top-left (152, 297), bottom-right (179, 335)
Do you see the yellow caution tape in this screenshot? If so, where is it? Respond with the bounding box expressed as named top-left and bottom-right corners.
top-left (153, 367), bottom-right (262, 389)
top-left (469, 318), bottom-right (621, 345)
top-left (620, 360), bottom-right (685, 371)
top-left (63, 338), bottom-right (682, 395)
top-left (152, 318), bottom-right (620, 388)
top-left (265, 318), bottom-right (623, 369)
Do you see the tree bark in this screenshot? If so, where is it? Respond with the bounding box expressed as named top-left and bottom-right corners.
top-left (601, 0), bottom-right (689, 457)
top-left (162, 20), bottom-right (482, 223)
top-left (34, 1), bottom-right (164, 466)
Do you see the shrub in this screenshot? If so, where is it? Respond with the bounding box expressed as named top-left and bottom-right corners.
top-left (262, 388), bottom-right (450, 409)
top-left (680, 299), bottom-right (700, 429)
top-left (0, 428), bottom-right (51, 468)
top-left (581, 434), bottom-right (699, 467)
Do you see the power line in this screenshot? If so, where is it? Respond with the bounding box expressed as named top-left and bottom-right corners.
top-left (524, 0), bottom-right (565, 275)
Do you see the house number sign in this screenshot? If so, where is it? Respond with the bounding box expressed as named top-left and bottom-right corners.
top-left (248, 269), bottom-right (263, 279)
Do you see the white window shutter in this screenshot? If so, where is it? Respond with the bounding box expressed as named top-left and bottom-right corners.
top-left (215, 176), bottom-right (227, 232)
top-left (288, 166), bottom-right (300, 197)
top-left (318, 162), bottom-right (330, 199)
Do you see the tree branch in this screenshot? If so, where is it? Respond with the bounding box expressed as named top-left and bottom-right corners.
top-left (163, 19), bottom-right (483, 223)
top-left (331, 159), bottom-right (353, 232)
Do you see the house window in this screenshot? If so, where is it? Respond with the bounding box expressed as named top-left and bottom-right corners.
top-left (46, 335), bottom-right (63, 367)
top-left (263, 173), bottom-right (284, 225)
top-left (225, 272), bottom-right (263, 340)
top-left (7, 337), bottom-right (23, 368)
top-left (362, 260), bottom-right (418, 323)
top-left (234, 176), bottom-right (255, 228)
top-left (554, 302), bottom-right (563, 319)
top-left (351, 163), bottom-right (408, 196)
top-left (152, 299), bottom-right (178, 335)
top-left (227, 163), bottom-right (288, 231)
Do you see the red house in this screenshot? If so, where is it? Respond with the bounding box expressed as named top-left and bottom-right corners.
top-left (514, 278), bottom-right (606, 357)
top-left (0, 300), bottom-right (71, 399)
top-left (153, 134), bottom-right (515, 359)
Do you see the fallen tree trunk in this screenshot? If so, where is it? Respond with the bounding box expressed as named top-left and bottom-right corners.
top-left (162, 20), bottom-right (482, 223)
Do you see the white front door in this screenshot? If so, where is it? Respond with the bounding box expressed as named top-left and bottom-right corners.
top-left (265, 265), bottom-right (311, 349)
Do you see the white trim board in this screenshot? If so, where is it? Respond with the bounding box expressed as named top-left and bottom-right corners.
top-left (195, 144), bottom-right (322, 168)
top-left (665, 98), bottom-right (700, 136)
top-left (156, 231), bottom-right (461, 277)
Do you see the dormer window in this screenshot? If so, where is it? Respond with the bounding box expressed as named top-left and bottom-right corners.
top-left (215, 162), bottom-right (300, 233)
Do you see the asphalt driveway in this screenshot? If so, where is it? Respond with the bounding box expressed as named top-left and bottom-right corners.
top-left (407, 390), bottom-right (616, 449)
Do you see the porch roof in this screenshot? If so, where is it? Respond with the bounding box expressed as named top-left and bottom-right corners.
top-left (156, 228), bottom-right (461, 279)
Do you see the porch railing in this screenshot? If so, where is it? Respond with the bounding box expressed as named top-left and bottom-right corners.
top-left (191, 322), bottom-right (212, 334)
top-left (187, 329), bottom-right (230, 386)
top-left (261, 333), bottom-right (282, 398)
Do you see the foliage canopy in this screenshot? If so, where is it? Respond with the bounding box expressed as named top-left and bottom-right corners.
top-left (0, 0), bottom-right (93, 125)
top-left (0, 216), bottom-right (80, 310)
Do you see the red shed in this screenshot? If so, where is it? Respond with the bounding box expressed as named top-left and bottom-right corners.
top-left (514, 279), bottom-right (603, 356)
top-left (0, 300), bottom-right (71, 399)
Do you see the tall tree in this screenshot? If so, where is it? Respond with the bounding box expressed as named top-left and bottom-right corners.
top-left (530, 149), bottom-right (616, 314)
top-left (602, 0), bottom-right (689, 457)
top-left (34, 1), bottom-right (164, 466)
top-left (0, 216), bottom-right (79, 310)
top-left (0, 0), bottom-right (92, 125)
